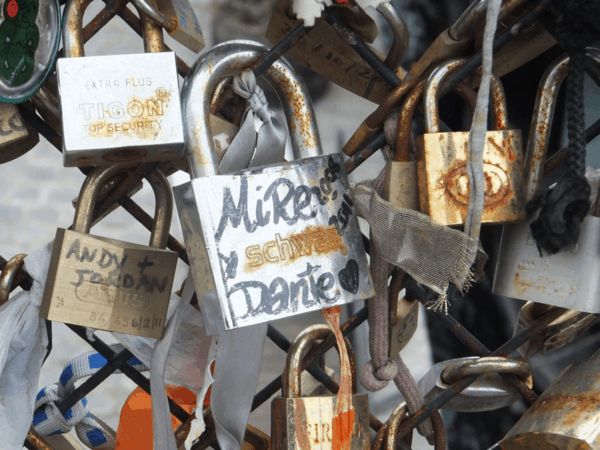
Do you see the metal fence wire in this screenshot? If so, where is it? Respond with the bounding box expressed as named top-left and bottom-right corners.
top-left (3, 0), bottom-right (600, 449)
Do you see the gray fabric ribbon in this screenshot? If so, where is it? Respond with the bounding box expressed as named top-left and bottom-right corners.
top-left (210, 69), bottom-right (286, 450)
top-left (211, 324), bottom-right (268, 450)
top-left (219, 69), bottom-right (287, 173)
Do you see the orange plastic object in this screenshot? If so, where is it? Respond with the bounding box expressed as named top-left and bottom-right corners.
top-left (116, 385), bottom-right (196, 449)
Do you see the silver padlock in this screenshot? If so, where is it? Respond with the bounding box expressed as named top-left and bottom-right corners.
top-left (492, 49), bottom-right (600, 313)
top-left (500, 348), bottom-right (600, 449)
top-left (417, 356), bottom-right (532, 412)
top-left (57, 0), bottom-right (184, 167)
top-left (173, 41), bottom-right (374, 334)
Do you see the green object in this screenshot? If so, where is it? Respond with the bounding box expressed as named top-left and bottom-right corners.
top-left (0, 0), bottom-right (40, 85)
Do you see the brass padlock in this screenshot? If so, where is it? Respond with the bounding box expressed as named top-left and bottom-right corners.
top-left (40, 165), bottom-right (178, 338)
top-left (0, 104), bottom-right (39, 164)
top-left (0, 253), bottom-right (26, 307)
top-left (416, 58), bottom-right (525, 226)
top-left (266, 0), bottom-right (408, 104)
top-left (387, 270), bottom-right (419, 357)
top-left (500, 348), bottom-right (600, 449)
top-left (271, 324), bottom-right (370, 450)
top-left (513, 302), bottom-right (597, 357)
top-left (58, 0), bottom-right (184, 167)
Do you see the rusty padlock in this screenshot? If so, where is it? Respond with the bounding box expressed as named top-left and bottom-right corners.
top-left (271, 324), bottom-right (370, 450)
top-left (416, 58), bottom-right (525, 226)
top-left (500, 348), bottom-right (600, 449)
top-left (0, 103), bottom-right (39, 163)
top-left (57, 0), bottom-right (184, 167)
top-left (40, 165), bottom-right (178, 338)
top-left (173, 41), bottom-right (373, 334)
top-left (513, 302), bottom-right (597, 358)
top-left (492, 50), bottom-right (600, 313)
top-left (266, 0), bottom-right (408, 104)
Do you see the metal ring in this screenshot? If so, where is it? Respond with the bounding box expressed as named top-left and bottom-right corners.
top-left (440, 356), bottom-right (532, 385)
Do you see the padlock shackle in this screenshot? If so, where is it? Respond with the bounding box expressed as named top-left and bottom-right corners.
top-left (181, 40), bottom-right (322, 179)
top-left (524, 48), bottom-right (600, 202)
top-left (376, 2), bottom-right (410, 70)
top-left (137, 0), bottom-right (166, 54)
top-left (424, 58), bottom-right (508, 133)
top-left (440, 356), bottom-right (532, 385)
top-left (283, 324), bottom-right (357, 398)
top-left (63, 0), bottom-right (94, 58)
top-left (73, 164), bottom-right (173, 249)
top-left (385, 401), bottom-right (409, 450)
top-left (131, 0), bottom-right (177, 37)
top-left (396, 79), bottom-right (477, 161)
top-left (0, 254), bottom-right (26, 306)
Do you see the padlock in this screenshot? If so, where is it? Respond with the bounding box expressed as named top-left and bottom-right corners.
top-left (131, 0), bottom-right (204, 53)
top-left (271, 324), bottom-right (370, 450)
top-left (173, 41), bottom-right (373, 334)
top-left (371, 402), bottom-right (413, 450)
top-left (0, 0), bottom-right (60, 103)
top-left (57, 0), bottom-right (184, 167)
top-left (512, 302), bottom-right (597, 358)
top-left (387, 270), bottom-right (419, 357)
top-left (266, 0), bottom-right (408, 104)
top-left (417, 356), bottom-right (533, 412)
top-left (492, 50), bottom-right (600, 313)
top-left (416, 58), bottom-right (526, 226)
top-left (0, 103), bottom-right (39, 163)
top-left (500, 348), bottom-right (600, 449)
top-left (0, 253), bottom-right (26, 307)
top-left (40, 165), bottom-right (178, 338)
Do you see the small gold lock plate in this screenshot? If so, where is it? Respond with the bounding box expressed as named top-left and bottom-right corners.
top-left (417, 130), bottom-right (525, 226)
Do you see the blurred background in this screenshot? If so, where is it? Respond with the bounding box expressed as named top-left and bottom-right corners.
top-left (1, 0), bottom-right (600, 448)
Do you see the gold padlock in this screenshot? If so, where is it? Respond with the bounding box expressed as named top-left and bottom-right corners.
top-left (513, 302), bottom-right (597, 357)
top-left (40, 165), bottom-right (178, 338)
top-left (0, 103), bottom-right (39, 164)
top-left (388, 269), bottom-right (419, 357)
top-left (500, 348), bottom-right (600, 449)
top-left (416, 58), bottom-right (525, 227)
top-left (271, 324), bottom-right (370, 450)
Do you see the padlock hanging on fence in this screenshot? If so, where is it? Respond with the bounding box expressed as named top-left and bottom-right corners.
top-left (57, 0), bottom-right (185, 167)
top-left (40, 165), bottom-right (178, 338)
top-left (492, 49), bottom-right (600, 314)
top-left (415, 58), bottom-right (526, 227)
top-left (173, 40), bottom-right (373, 334)
top-left (271, 324), bottom-right (370, 450)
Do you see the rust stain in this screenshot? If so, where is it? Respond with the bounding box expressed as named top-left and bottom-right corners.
top-left (86, 88), bottom-right (171, 141)
top-left (244, 225), bottom-right (348, 272)
top-left (529, 392), bottom-right (600, 426)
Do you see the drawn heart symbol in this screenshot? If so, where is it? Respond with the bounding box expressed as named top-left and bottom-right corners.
top-left (338, 259), bottom-right (359, 294)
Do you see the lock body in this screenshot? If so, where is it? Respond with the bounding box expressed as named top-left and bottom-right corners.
top-left (154, 0), bottom-right (205, 52)
top-left (388, 295), bottom-right (419, 356)
top-left (271, 394), bottom-right (370, 450)
top-left (417, 357), bottom-right (532, 412)
top-left (416, 129), bottom-right (525, 226)
top-left (57, 52), bottom-right (184, 167)
top-left (383, 161), bottom-right (419, 210)
top-left (0, 104), bottom-right (39, 163)
top-left (492, 216), bottom-right (600, 313)
top-left (174, 153), bottom-right (374, 334)
top-left (41, 229), bottom-right (177, 338)
top-left (500, 351), bottom-right (600, 449)
top-left (513, 302), bottom-right (596, 357)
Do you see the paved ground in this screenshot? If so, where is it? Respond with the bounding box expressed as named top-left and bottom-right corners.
top-left (5, 1), bottom-right (600, 449)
